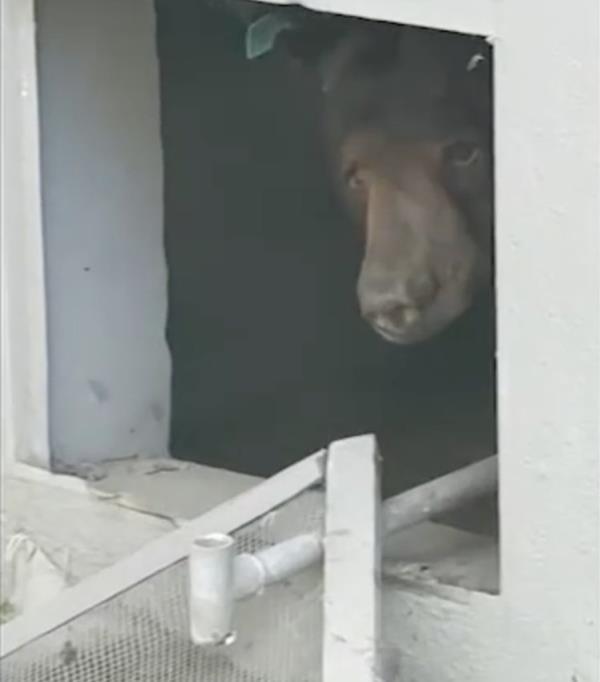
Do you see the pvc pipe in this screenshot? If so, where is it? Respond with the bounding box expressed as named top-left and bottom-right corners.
top-left (233, 533), bottom-right (323, 600)
top-left (382, 455), bottom-right (498, 536)
top-left (189, 455), bottom-right (498, 643)
top-left (189, 533), bottom-right (236, 646)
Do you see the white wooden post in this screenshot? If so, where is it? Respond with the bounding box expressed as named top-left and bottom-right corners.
top-left (323, 435), bottom-right (381, 682)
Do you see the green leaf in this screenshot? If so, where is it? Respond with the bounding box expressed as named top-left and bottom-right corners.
top-left (245, 13), bottom-right (295, 60)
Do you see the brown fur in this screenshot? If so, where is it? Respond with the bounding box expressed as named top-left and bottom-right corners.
top-left (315, 24), bottom-right (494, 344)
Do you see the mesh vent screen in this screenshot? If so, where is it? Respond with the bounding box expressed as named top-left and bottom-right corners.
top-left (2, 490), bottom-right (324, 682)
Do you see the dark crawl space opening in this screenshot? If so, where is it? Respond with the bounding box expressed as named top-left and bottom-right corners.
top-left (155, 0), bottom-right (497, 534)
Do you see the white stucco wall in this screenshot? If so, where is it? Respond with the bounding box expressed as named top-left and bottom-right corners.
top-left (36, 0), bottom-right (170, 466)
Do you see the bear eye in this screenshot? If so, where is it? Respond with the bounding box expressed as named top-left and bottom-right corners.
top-left (343, 164), bottom-right (364, 191)
top-left (444, 140), bottom-right (481, 167)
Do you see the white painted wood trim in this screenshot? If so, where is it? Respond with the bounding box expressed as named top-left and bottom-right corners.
top-left (0, 0), bottom-right (50, 470)
top-left (322, 435), bottom-right (381, 682)
top-left (0, 449), bottom-right (325, 657)
top-left (250, 0), bottom-right (495, 37)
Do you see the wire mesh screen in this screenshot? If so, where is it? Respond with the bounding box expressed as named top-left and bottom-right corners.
top-left (2, 489), bottom-right (325, 682)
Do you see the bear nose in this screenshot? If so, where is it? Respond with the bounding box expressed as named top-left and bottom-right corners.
top-left (371, 303), bottom-right (421, 331)
top-left (358, 270), bottom-right (439, 328)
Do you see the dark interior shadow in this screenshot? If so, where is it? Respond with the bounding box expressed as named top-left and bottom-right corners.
top-left (156, 0), bottom-right (497, 536)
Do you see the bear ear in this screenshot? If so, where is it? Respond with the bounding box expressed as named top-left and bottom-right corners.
top-left (316, 30), bottom-right (374, 93)
top-left (316, 25), bottom-right (401, 94)
top-left (394, 26), bottom-right (450, 99)
top-left (448, 37), bottom-right (492, 123)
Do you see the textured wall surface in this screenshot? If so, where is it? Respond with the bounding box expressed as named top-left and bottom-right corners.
top-left (36, 0), bottom-right (170, 466)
